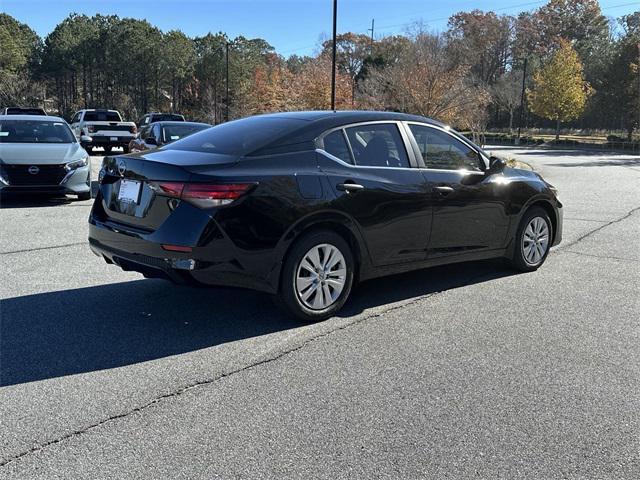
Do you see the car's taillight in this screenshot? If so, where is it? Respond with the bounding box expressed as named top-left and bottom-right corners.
top-left (87, 125), bottom-right (95, 133)
top-left (156, 182), bottom-right (253, 208)
top-left (130, 125), bottom-right (137, 134)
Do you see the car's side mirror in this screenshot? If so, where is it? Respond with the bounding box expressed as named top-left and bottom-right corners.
top-left (487, 156), bottom-right (506, 174)
top-left (80, 135), bottom-right (92, 143)
top-left (145, 137), bottom-right (157, 146)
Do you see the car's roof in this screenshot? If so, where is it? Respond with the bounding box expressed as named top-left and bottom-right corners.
top-left (81, 109), bottom-right (118, 112)
top-left (242, 110), bottom-right (446, 155)
top-left (155, 121), bottom-right (209, 127)
top-left (254, 110), bottom-right (444, 126)
top-left (0, 114), bottom-right (65, 121)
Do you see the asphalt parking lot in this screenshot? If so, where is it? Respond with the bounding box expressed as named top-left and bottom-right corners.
top-left (1, 146), bottom-right (639, 478)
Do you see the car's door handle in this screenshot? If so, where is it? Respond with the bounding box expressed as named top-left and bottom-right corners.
top-left (433, 186), bottom-right (454, 195)
top-left (337, 182), bottom-right (365, 193)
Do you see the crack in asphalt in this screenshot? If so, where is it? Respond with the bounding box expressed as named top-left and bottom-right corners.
top-left (1, 242), bottom-right (86, 255)
top-left (556, 205), bottom-right (640, 252)
top-left (2, 204), bottom-right (639, 469)
top-left (0, 269), bottom-right (490, 469)
top-left (562, 250), bottom-right (640, 263)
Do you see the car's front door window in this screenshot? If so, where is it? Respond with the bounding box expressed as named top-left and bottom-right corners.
top-left (409, 124), bottom-right (482, 172)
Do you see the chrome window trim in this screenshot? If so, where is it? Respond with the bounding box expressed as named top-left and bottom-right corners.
top-left (404, 121), bottom-right (490, 171)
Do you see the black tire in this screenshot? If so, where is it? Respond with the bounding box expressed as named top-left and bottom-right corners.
top-left (508, 206), bottom-right (552, 272)
top-left (77, 191), bottom-right (92, 201)
top-left (103, 146), bottom-right (112, 154)
top-left (276, 230), bottom-right (355, 322)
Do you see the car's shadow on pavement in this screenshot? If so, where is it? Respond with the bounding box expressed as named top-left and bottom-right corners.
top-left (1, 259), bottom-right (516, 387)
top-left (0, 193), bottom-right (76, 209)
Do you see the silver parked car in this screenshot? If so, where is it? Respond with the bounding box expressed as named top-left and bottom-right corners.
top-left (0, 115), bottom-right (91, 200)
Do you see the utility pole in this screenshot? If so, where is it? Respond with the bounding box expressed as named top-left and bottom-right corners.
top-left (225, 41), bottom-right (230, 122)
top-left (368, 19), bottom-right (375, 54)
top-left (330, 0), bottom-right (337, 111)
top-left (516, 57), bottom-right (528, 144)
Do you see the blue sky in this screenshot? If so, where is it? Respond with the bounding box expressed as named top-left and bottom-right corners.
top-left (2, 0), bottom-right (638, 56)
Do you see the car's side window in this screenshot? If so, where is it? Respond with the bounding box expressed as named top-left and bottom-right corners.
top-left (408, 124), bottom-right (482, 171)
top-left (71, 112), bottom-right (80, 124)
top-left (345, 123), bottom-right (410, 168)
top-left (322, 129), bottom-right (353, 164)
top-left (139, 126), bottom-right (151, 139)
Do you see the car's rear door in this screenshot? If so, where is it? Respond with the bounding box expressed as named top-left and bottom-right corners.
top-left (405, 122), bottom-right (509, 257)
top-left (317, 121), bottom-right (432, 267)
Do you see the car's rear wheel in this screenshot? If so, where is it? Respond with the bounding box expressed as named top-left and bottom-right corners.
top-left (77, 191), bottom-right (91, 201)
top-left (277, 230), bottom-right (355, 322)
top-left (509, 206), bottom-right (552, 271)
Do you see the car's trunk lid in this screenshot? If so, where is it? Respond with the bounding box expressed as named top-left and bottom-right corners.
top-left (98, 150), bottom-right (239, 231)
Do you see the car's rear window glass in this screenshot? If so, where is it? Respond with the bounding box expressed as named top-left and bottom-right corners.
top-left (5, 108), bottom-right (46, 115)
top-left (322, 130), bottom-right (353, 164)
top-left (152, 114), bottom-right (184, 122)
top-left (162, 124), bottom-right (209, 143)
top-left (0, 120), bottom-right (76, 143)
top-left (165, 116), bottom-right (307, 155)
top-left (83, 111), bottom-right (121, 122)
top-left (345, 123), bottom-right (410, 168)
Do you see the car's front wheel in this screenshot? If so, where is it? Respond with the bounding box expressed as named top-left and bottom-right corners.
top-left (509, 206), bottom-right (552, 271)
top-left (277, 230), bottom-right (355, 322)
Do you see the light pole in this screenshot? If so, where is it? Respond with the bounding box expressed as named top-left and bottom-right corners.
top-left (225, 41), bottom-right (230, 122)
top-left (330, 0), bottom-right (337, 111)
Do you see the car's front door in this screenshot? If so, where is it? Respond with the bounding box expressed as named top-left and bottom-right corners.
top-left (405, 123), bottom-right (509, 258)
top-left (318, 121), bottom-right (432, 267)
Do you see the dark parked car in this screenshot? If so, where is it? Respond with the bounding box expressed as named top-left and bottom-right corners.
top-left (89, 111), bottom-right (562, 321)
top-left (2, 107), bottom-right (47, 115)
top-left (129, 121), bottom-right (211, 152)
top-left (137, 112), bottom-right (185, 128)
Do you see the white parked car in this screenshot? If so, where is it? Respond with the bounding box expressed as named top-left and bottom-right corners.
top-left (70, 109), bottom-right (137, 154)
top-left (0, 115), bottom-right (92, 200)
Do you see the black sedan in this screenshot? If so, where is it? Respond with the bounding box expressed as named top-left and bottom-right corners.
top-left (89, 111), bottom-right (562, 321)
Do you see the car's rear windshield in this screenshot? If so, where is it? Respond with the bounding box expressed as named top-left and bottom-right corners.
top-left (152, 114), bottom-right (184, 122)
top-left (5, 108), bottom-right (47, 115)
top-left (0, 120), bottom-right (76, 143)
top-left (165, 116), bottom-right (307, 155)
top-left (84, 111), bottom-right (121, 122)
top-left (162, 124), bottom-right (209, 143)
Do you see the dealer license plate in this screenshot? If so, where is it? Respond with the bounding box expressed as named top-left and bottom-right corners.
top-left (117, 179), bottom-right (141, 204)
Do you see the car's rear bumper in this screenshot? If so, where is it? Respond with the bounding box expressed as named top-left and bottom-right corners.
top-left (83, 135), bottom-right (134, 148)
top-left (88, 208), bottom-right (279, 293)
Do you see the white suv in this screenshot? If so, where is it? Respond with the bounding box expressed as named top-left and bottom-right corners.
top-left (70, 109), bottom-right (137, 154)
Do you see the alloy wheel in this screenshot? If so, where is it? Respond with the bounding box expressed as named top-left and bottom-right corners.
top-left (295, 243), bottom-right (347, 310)
top-left (522, 216), bottom-right (550, 266)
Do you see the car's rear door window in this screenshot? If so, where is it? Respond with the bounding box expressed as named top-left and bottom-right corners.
top-left (408, 124), bottom-right (482, 171)
top-left (345, 123), bottom-right (410, 168)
